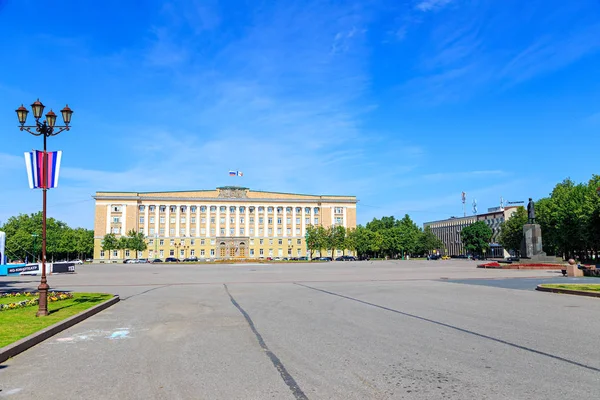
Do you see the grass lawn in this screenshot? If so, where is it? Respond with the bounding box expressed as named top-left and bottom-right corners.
top-left (540, 284), bottom-right (600, 293)
top-left (0, 293), bottom-right (113, 348)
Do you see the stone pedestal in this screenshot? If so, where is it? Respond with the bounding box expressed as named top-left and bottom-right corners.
top-left (521, 224), bottom-right (545, 258)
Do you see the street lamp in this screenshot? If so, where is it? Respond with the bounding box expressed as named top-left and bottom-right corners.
top-left (174, 242), bottom-right (181, 261)
top-left (16, 99), bottom-right (73, 317)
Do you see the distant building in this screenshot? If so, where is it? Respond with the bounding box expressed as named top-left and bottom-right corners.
top-left (424, 206), bottom-right (520, 258)
top-left (93, 186), bottom-right (357, 262)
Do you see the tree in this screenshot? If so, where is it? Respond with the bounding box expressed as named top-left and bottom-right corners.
top-left (329, 225), bottom-right (346, 258)
top-left (305, 225), bottom-right (319, 259)
top-left (461, 221), bottom-right (492, 257)
top-left (102, 233), bottom-right (118, 261)
top-left (126, 230), bottom-right (148, 259)
top-left (498, 206), bottom-right (527, 255)
top-left (418, 226), bottom-right (443, 255)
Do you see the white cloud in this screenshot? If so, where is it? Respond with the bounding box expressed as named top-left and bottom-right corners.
top-left (415, 0), bottom-right (454, 12)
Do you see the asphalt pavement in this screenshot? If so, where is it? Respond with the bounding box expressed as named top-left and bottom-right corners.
top-left (1, 260), bottom-right (599, 399)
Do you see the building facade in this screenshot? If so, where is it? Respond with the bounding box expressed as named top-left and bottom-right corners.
top-left (424, 206), bottom-right (520, 258)
top-left (93, 186), bottom-right (357, 262)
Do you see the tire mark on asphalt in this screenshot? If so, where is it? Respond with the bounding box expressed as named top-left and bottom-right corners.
top-left (295, 283), bottom-right (600, 374)
top-left (223, 284), bottom-right (308, 400)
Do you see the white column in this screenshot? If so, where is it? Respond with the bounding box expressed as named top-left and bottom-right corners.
top-left (154, 206), bottom-right (159, 236)
top-left (122, 204), bottom-right (127, 235)
top-left (292, 207), bottom-right (297, 237)
top-left (105, 205), bottom-right (110, 234)
top-left (283, 205), bottom-right (287, 237)
top-left (186, 206), bottom-right (191, 237)
top-left (204, 207), bottom-right (209, 238)
top-left (165, 206), bottom-right (170, 238)
top-left (226, 206), bottom-right (231, 237)
top-left (176, 206), bottom-right (181, 238)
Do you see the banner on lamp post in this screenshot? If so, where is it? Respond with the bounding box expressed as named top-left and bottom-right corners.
top-left (24, 150), bottom-right (62, 189)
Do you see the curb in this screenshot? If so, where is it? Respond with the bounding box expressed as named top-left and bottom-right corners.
top-left (535, 286), bottom-right (600, 298)
top-left (0, 295), bottom-right (120, 364)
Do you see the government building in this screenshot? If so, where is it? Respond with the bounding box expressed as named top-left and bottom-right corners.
top-left (424, 205), bottom-right (521, 258)
top-left (93, 186), bottom-right (357, 262)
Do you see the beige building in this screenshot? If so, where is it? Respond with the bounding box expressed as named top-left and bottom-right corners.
top-left (93, 186), bottom-right (357, 262)
top-left (424, 206), bottom-right (521, 258)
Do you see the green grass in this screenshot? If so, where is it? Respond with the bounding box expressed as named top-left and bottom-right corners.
top-left (540, 284), bottom-right (600, 293)
top-left (0, 293), bottom-right (113, 348)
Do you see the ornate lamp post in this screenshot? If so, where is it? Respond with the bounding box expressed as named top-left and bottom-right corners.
top-left (16, 99), bottom-right (73, 317)
top-left (174, 242), bottom-right (181, 261)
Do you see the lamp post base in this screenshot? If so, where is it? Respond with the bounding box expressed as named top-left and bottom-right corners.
top-left (36, 281), bottom-right (49, 317)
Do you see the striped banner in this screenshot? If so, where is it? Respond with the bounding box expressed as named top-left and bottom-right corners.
top-left (24, 150), bottom-right (62, 189)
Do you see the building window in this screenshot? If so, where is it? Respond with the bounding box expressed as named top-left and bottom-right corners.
top-left (240, 217), bottom-right (245, 223)
top-left (296, 207), bottom-right (301, 213)
top-left (220, 206), bottom-right (226, 212)
top-left (181, 217), bottom-right (186, 223)
top-left (314, 218), bottom-right (319, 225)
top-left (335, 217), bottom-right (343, 225)
top-left (277, 228), bottom-right (282, 235)
top-left (200, 228), bottom-right (206, 235)
top-left (150, 216), bottom-right (155, 223)
top-left (259, 239), bottom-right (264, 245)
top-left (180, 206), bottom-right (187, 212)
top-left (220, 217), bottom-right (225, 224)
top-left (230, 228), bottom-right (235, 235)
top-left (210, 217), bottom-right (215, 224)
top-left (269, 249), bottom-right (273, 256)
top-left (160, 217), bottom-right (165, 223)
top-left (250, 249), bottom-right (254, 256)
top-left (170, 217), bottom-right (176, 223)
top-left (159, 228), bottom-right (165, 235)
top-left (249, 207), bottom-right (255, 213)
top-left (200, 249), bottom-right (205, 256)
top-left (170, 228), bottom-right (175, 235)
top-left (286, 218), bottom-right (291, 224)
top-left (240, 206), bottom-right (245, 213)
top-left (180, 228), bottom-right (185, 235)
top-left (210, 239), bottom-right (215, 245)
top-left (220, 228), bottom-right (225, 235)
top-left (112, 205), bottom-right (122, 212)
top-left (170, 206), bottom-right (176, 213)
top-left (210, 206), bottom-right (216, 212)
top-left (249, 228), bottom-right (254, 235)
top-left (240, 228), bottom-right (245, 235)
top-left (287, 228), bottom-right (291, 235)
top-left (200, 206), bottom-right (206, 212)
top-left (288, 248), bottom-right (292, 256)
top-left (296, 228), bottom-right (300, 235)
top-left (278, 239), bottom-right (283, 245)
top-left (249, 217), bottom-right (254, 224)
top-left (191, 217), bottom-right (196, 223)
top-left (297, 239), bottom-right (301, 245)
top-left (314, 207), bottom-right (320, 214)
top-left (286, 207), bottom-right (292, 214)
top-left (190, 206), bottom-right (197, 213)
top-left (268, 217), bottom-right (273, 224)
top-left (160, 206), bottom-right (166, 212)
top-left (305, 218), bottom-right (310, 224)
top-left (259, 249), bottom-right (264, 255)
top-left (305, 207), bottom-right (310, 213)
top-left (200, 217), bottom-right (205, 223)
top-left (159, 239), bottom-right (164, 246)
top-left (113, 250), bottom-right (118, 257)
top-left (258, 206), bottom-right (264, 212)
top-left (150, 228), bottom-right (155, 235)
top-left (170, 239), bottom-right (175, 245)
top-left (210, 228), bottom-right (216, 235)
top-left (210, 249), bottom-right (215, 256)
top-left (230, 217), bottom-right (235, 224)
top-left (159, 250), bottom-right (164, 257)
top-left (268, 207), bottom-right (274, 214)
top-left (149, 205), bottom-right (155, 212)
top-left (139, 205), bottom-right (145, 212)
top-left (112, 217), bottom-right (120, 223)
top-left (259, 217), bottom-right (264, 224)
top-left (268, 228), bottom-right (273, 235)
top-left (230, 206), bottom-right (236, 213)
top-left (190, 249), bottom-right (195, 256)
top-left (250, 239), bottom-right (254, 245)
top-left (277, 218), bottom-right (282, 224)
top-left (296, 217), bottom-right (300, 224)
top-left (277, 207), bottom-right (283, 214)
top-left (269, 239), bottom-right (274, 245)
top-left (100, 250), bottom-right (105, 258)
top-left (170, 250), bottom-right (174, 256)
top-left (200, 239), bottom-right (205, 245)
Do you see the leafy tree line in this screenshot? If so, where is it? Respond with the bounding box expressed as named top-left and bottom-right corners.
top-left (305, 215), bottom-right (443, 259)
top-left (0, 212), bottom-right (93, 262)
top-left (101, 230), bottom-right (147, 260)
top-left (499, 175), bottom-right (600, 261)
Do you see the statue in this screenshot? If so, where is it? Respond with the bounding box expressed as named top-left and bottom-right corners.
top-left (527, 198), bottom-right (535, 224)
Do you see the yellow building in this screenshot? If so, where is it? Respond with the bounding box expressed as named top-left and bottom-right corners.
top-left (93, 186), bottom-right (357, 262)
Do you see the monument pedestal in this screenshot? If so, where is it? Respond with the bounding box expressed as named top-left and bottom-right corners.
top-left (521, 224), bottom-right (557, 262)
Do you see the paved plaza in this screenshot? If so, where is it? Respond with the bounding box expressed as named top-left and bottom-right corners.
top-left (1, 260), bottom-right (600, 399)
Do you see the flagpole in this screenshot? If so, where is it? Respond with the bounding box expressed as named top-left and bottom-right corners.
top-left (38, 134), bottom-right (49, 316)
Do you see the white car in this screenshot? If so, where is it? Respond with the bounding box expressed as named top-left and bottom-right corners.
top-left (72, 259), bottom-right (84, 265)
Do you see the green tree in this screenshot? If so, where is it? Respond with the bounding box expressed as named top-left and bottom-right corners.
top-left (316, 225), bottom-right (329, 258)
top-left (498, 206), bottom-right (527, 255)
top-left (418, 226), bottom-right (443, 255)
top-left (126, 230), bottom-right (148, 259)
top-left (101, 233), bottom-right (118, 261)
top-left (344, 228), bottom-right (357, 256)
top-left (330, 225), bottom-right (346, 258)
top-left (305, 225), bottom-right (319, 259)
top-left (461, 221), bottom-right (493, 257)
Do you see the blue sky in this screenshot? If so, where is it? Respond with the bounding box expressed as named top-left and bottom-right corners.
top-left (1, 0), bottom-right (599, 229)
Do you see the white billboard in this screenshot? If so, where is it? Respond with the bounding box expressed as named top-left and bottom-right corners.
top-left (0, 231), bottom-right (5, 265)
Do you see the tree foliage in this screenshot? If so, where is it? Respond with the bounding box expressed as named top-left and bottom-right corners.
top-left (0, 212), bottom-right (94, 262)
top-left (498, 206), bottom-right (527, 254)
top-left (461, 221), bottom-right (493, 256)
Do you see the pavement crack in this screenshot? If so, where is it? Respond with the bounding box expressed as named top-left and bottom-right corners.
top-left (223, 284), bottom-right (308, 400)
top-left (294, 282), bottom-right (600, 374)
top-left (120, 285), bottom-right (170, 301)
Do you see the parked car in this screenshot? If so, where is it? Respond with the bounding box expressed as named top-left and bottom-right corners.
top-left (428, 254), bottom-right (441, 260)
top-left (317, 257), bottom-right (332, 261)
top-left (298, 256), bottom-right (308, 261)
top-left (72, 259), bottom-right (84, 265)
top-left (150, 258), bottom-right (163, 263)
top-left (358, 255), bottom-right (370, 261)
top-left (183, 256), bottom-right (199, 262)
top-left (85, 258), bottom-right (93, 263)
top-left (164, 257), bottom-right (179, 263)
top-left (123, 259), bottom-right (131, 264)
top-left (125, 259), bottom-right (138, 264)
top-left (136, 258), bottom-right (149, 263)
